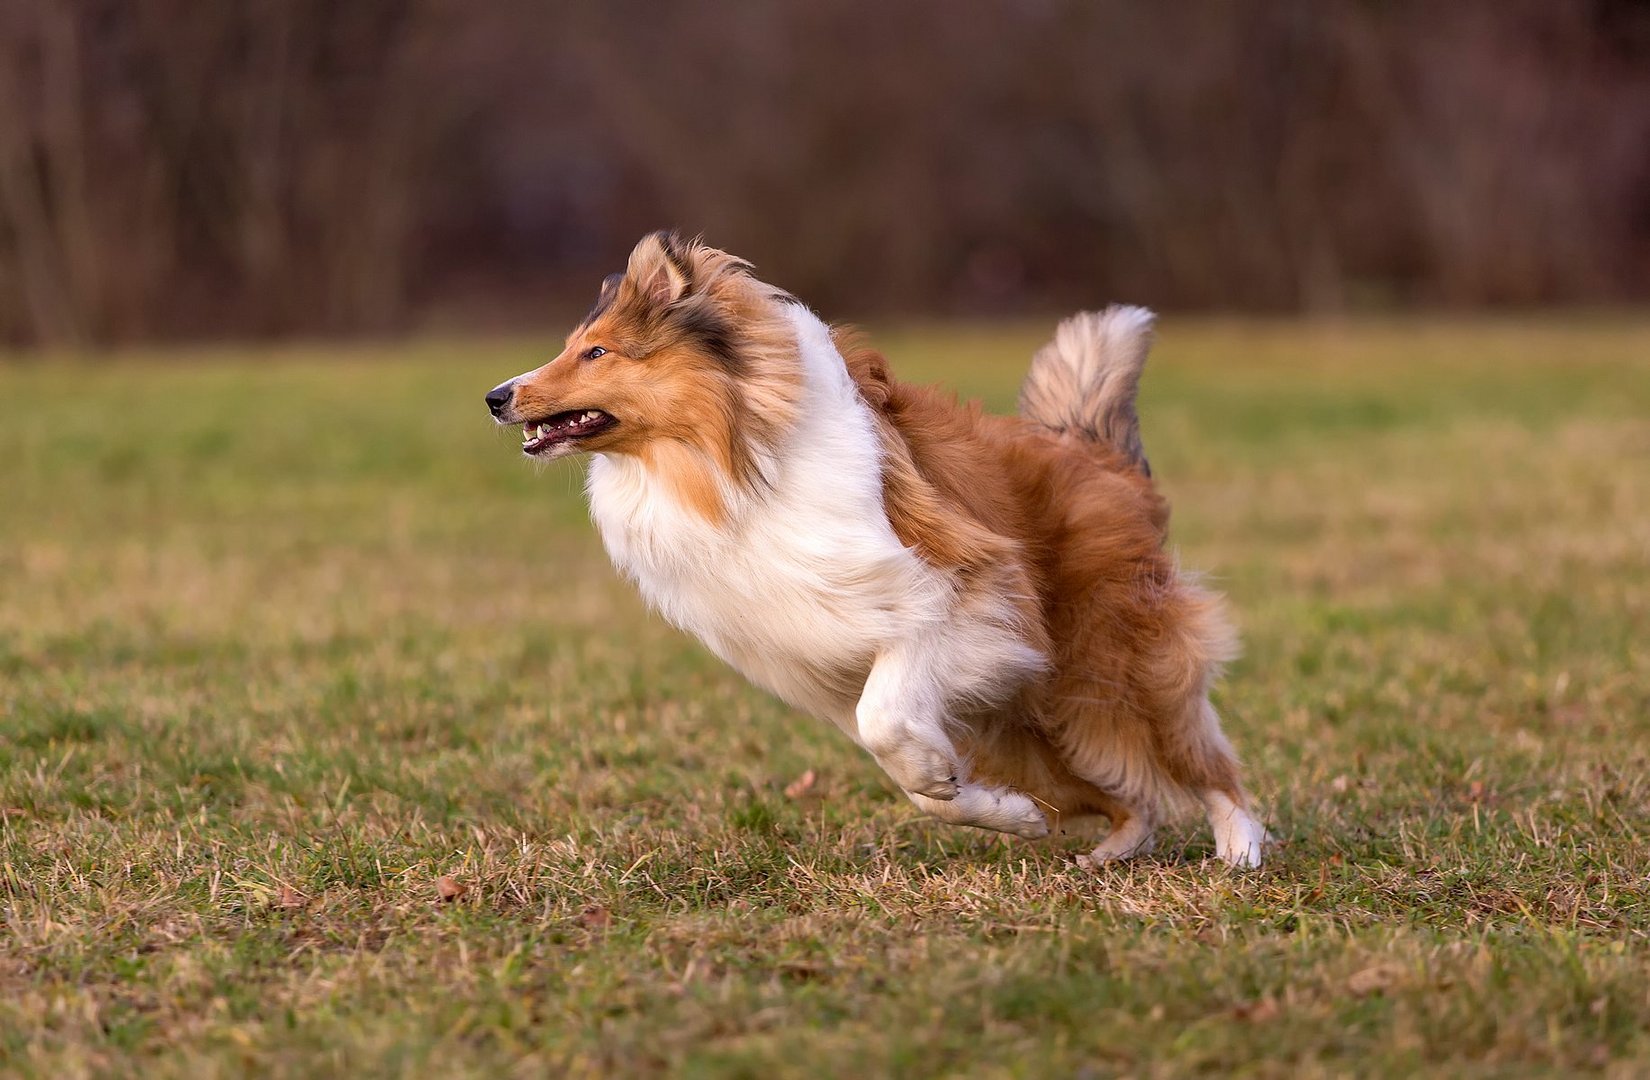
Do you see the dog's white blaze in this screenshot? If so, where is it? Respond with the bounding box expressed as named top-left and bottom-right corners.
top-left (586, 305), bottom-right (1042, 783)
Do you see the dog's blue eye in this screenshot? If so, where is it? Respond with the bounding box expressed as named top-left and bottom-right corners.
top-left (585, 346), bottom-right (607, 360)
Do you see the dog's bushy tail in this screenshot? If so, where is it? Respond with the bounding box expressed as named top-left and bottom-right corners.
top-left (1019, 306), bottom-right (1155, 474)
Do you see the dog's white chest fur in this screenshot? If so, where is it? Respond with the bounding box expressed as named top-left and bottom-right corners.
top-left (585, 307), bottom-right (949, 727)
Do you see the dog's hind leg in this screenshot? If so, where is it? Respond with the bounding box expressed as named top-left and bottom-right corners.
top-left (907, 784), bottom-right (1049, 839)
top-left (1075, 804), bottom-right (1155, 868)
top-left (1166, 699), bottom-right (1268, 868)
top-left (1202, 788), bottom-right (1266, 868)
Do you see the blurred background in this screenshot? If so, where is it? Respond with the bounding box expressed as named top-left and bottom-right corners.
top-left (6, 6), bottom-right (1650, 1071)
top-left (1, 0), bottom-right (1647, 347)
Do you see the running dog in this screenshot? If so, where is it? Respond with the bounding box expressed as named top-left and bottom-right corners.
top-left (484, 231), bottom-right (1267, 867)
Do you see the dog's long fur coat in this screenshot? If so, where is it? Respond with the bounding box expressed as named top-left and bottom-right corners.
top-left (486, 232), bottom-right (1266, 867)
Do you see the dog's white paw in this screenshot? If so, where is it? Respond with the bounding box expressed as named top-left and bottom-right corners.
top-left (871, 741), bottom-right (960, 801)
top-left (1214, 836), bottom-right (1265, 869)
top-left (993, 793), bottom-right (1051, 839)
top-left (910, 775), bottom-right (961, 801)
top-left (908, 785), bottom-right (1048, 838)
top-left (1205, 790), bottom-right (1267, 869)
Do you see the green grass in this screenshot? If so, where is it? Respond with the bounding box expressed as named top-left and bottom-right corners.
top-left (2, 318), bottom-right (1648, 1077)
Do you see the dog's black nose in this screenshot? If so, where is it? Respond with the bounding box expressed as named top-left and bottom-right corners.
top-left (485, 383), bottom-right (514, 417)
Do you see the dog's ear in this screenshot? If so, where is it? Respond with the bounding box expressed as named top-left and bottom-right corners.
top-left (628, 230), bottom-right (692, 308)
top-left (577, 272), bottom-right (626, 327)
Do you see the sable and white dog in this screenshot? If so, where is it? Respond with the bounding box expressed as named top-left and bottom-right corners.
top-left (485, 231), bottom-right (1267, 867)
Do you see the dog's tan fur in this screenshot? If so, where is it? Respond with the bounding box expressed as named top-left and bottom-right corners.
top-left (840, 334), bottom-right (1245, 833)
top-left (489, 232), bottom-right (1261, 865)
top-left (510, 234), bottom-right (802, 524)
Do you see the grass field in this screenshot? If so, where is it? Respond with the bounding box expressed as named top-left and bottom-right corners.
top-left (2, 318), bottom-right (1648, 1077)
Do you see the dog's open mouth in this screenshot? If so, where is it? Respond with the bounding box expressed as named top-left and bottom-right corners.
top-left (521, 409), bottom-right (617, 455)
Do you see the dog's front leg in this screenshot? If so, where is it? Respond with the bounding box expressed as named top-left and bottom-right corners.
top-left (855, 641), bottom-right (962, 801)
top-left (856, 643), bottom-right (1050, 840)
top-left (907, 788), bottom-right (1050, 840)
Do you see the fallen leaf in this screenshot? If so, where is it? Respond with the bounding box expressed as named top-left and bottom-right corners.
top-left (1231, 996), bottom-right (1281, 1022)
top-left (784, 769), bottom-right (818, 799)
top-left (436, 876), bottom-right (467, 902)
top-left (276, 885), bottom-right (308, 910)
top-left (1347, 963), bottom-right (1404, 997)
top-left (1306, 861), bottom-right (1329, 902)
top-left (1552, 703), bottom-right (1588, 727)
top-left (577, 904), bottom-right (611, 929)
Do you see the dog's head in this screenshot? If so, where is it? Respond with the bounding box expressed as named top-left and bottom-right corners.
top-left (485, 232), bottom-right (800, 485)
